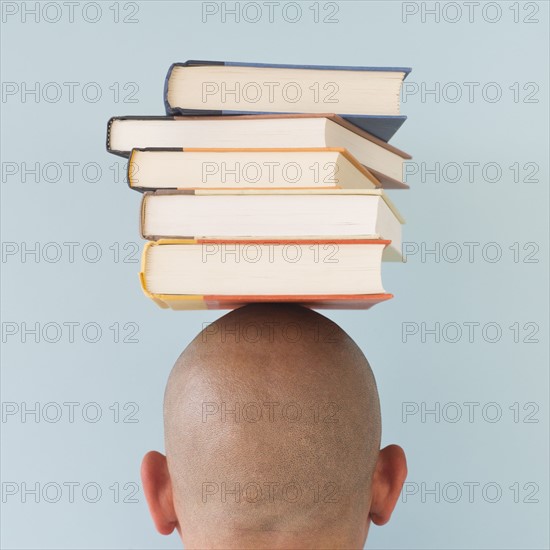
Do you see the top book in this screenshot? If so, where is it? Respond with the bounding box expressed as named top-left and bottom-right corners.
top-left (164, 61), bottom-right (411, 141)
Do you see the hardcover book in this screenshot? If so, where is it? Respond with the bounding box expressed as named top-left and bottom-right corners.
top-left (128, 147), bottom-right (386, 190)
top-left (140, 238), bottom-right (393, 310)
top-left (164, 60), bottom-right (411, 141)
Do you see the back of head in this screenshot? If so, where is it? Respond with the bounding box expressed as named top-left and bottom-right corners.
top-left (163, 304), bottom-right (382, 548)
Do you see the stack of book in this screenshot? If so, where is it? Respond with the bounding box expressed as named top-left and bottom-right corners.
top-left (106, 61), bottom-right (411, 310)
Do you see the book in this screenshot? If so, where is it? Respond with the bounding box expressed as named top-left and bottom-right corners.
top-left (164, 60), bottom-right (411, 141)
top-left (140, 189), bottom-right (404, 261)
top-left (140, 239), bottom-right (392, 311)
top-left (128, 147), bottom-right (386, 191)
top-left (107, 114), bottom-right (411, 188)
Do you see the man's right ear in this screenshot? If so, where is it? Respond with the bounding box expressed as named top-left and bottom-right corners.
top-left (369, 444), bottom-right (407, 526)
top-left (141, 451), bottom-right (179, 535)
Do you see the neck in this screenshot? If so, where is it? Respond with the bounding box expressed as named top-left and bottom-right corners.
top-left (182, 523), bottom-right (369, 549)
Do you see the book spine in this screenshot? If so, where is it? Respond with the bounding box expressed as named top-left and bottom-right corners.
top-left (139, 193), bottom-right (147, 239)
top-left (105, 117), bottom-right (128, 157)
top-left (127, 149), bottom-right (137, 191)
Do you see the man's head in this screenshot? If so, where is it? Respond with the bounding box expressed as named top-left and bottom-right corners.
top-left (142, 304), bottom-right (406, 549)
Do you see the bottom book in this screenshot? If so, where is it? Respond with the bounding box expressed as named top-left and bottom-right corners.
top-left (140, 238), bottom-right (394, 310)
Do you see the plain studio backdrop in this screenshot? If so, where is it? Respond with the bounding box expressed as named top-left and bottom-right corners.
top-left (1, 1), bottom-right (548, 549)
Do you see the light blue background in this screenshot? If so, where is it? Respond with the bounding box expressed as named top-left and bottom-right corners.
top-left (1, 1), bottom-right (548, 548)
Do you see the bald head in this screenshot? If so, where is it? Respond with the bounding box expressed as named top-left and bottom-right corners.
top-left (142, 305), bottom-right (406, 549)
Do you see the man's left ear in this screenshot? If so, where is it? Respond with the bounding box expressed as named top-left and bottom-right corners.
top-left (369, 444), bottom-right (408, 526)
top-left (141, 450), bottom-right (179, 535)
